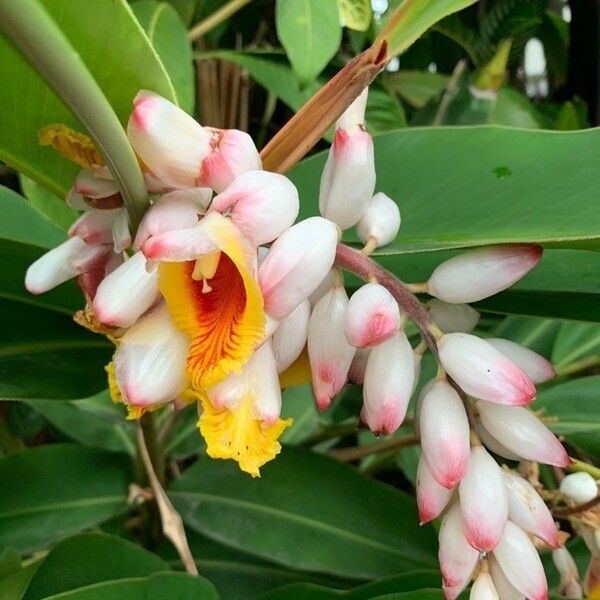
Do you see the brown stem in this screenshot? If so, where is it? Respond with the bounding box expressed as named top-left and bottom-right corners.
top-left (335, 243), bottom-right (439, 353)
top-left (552, 494), bottom-right (600, 518)
top-left (329, 434), bottom-right (419, 462)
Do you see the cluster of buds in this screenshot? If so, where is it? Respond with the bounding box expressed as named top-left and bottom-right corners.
top-left (24, 85), bottom-right (593, 597)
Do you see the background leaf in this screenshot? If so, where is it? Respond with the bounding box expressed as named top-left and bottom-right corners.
top-left (19, 176), bottom-right (76, 231)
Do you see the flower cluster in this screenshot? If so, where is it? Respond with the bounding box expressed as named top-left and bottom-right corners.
top-left (25, 86), bottom-right (585, 599)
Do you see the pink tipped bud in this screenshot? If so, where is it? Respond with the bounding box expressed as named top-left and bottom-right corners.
top-left (134, 189), bottom-right (207, 250)
top-left (476, 400), bottom-right (570, 467)
top-left (487, 338), bottom-right (555, 384)
top-left (114, 304), bottom-right (190, 409)
top-left (344, 283), bottom-right (400, 347)
top-left (69, 209), bottom-right (120, 245)
top-left (273, 299), bottom-right (310, 373)
top-left (211, 171), bottom-right (299, 246)
top-left (503, 470), bottom-right (558, 548)
top-left (319, 90), bottom-right (375, 230)
top-left (412, 378), bottom-right (434, 436)
top-left (25, 237), bottom-right (111, 294)
top-left (348, 347), bottom-right (370, 384)
top-left (493, 521), bottom-right (549, 600)
top-left (560, 472), bottom-right (598, 504)
top-left (362, 331), bottom-right (414, 435)
top-left (307, 287), bottom-right (355, 410)
top-left (259, 217), bottom-right (338, 319)
top-left (420, 380), bottom-right (470, 489)
top-left (93, 251), bottom-right (160, 328)
top-left (553, 547), bottom-right (584, 599)
top-left (416, 454), bottom-right (453, 524)
top-left (428, 299), bottom-right (480, 334)
top-left (74, 169), bottom-right (119, 199)
top-left (427, 244), bottom-right (542, 304)
top-left (356, 192), bottom-right (401, 248)
top-left (474, 418), bottom-right (522, 461)
top-left (127, 90), bottom-right (212, 189)
top-left (439, 503), bottom-right (479, 590)
top-left (438, 333), bottom-right (536, 406)
top-left (337, 87), bottom-right (368, 131)
top-left (459, 446), bottom-right (508, 552)
top-left (471, 571), bottom-right (499, 600)
top-left (489, 556), bottom-right (525, 600)
top-left (197, 128), bottom-right (262, 193)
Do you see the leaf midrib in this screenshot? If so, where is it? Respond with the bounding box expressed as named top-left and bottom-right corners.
top-left (169, 490), bottom-right (434, 564)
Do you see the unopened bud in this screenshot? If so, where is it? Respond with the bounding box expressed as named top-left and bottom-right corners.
top-left (488, 556), bottom-right (524, 600)
top-left (560, 472), bottom-right (598, 505)
top-left (487, 338), bottom-right (555, 384)
top-left (427, 244), bottom-right (542, 304)
top-left (470, 571), bottom-right (499, 600)
top-left (344, 283), bottom-right (400, 347)
top-left (272, 299), bottom-right (310, 373)
top-left (74, 169), bottom-right (119, 199)
top-left (348, 347), bottom-right (370, 384)
top-left (428, 299), bottom-right (480, 334)
top-left (356, 192), bottom-right (401, 248)
top-left (553, 547), bottom-right (583, 599)
top-left (416, 454), bottom-right (453, 524)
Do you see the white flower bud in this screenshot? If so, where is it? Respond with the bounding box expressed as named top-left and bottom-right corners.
top-left (487, 338), bottom-right (555, 384)
top-left (272, 299), bottom-right (310, 373)
top-left (476, 400), bottom-right (570, 467)
top-left (420, 381), bottom-right (470, 489)
top-left (427, 245), bottom-right (542, 304)
top-left (474, 418), bottom-right (521, 461)
top-left (211, 171), bottom-right (299, 246)
top-left (307, 287), bottom-right (355, 410)
top-left (259, 217), bottom-right (338, 319)
top-left (74, 169), bottom-right (119, 199)
top-left (348, 347), bottom-right (370, 384)
top-left (362, 331), bottom-right (414, 435)
top-left (560, 472), bottom-right (598, 505)
top-left (553, 547), bottom-right (583, 599)
top-left (428, 299), bottom-right (480, 334)
top-left (489, 556), bottom-right (524, 600)
top-left (437, 333), bottom-right (536, 406)
top-left (356, 192), bottom-right (401, 248)
top-left (344, 283), bottom-right (400, 347)
top-left (470, 571), bottom-right (499, 600)
top-left (416, 454), bottom-right (453, 524)
top-left (309, 270), bottom-right (334, 307)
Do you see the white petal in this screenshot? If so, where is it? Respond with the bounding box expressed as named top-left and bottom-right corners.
top-left (273, 299), bottom-right (310, 373)
top-left (307, 287), bottom-right (355, 410)
top-left (488, 556), bottom-right (525, 600)
top-left (416, 453), bottom-right (453, 524)
top-left (419, 380), bottom-right (470, 488)
top-left (428, 299), bottom-right (480, 334)
top-left (356, 192), bottom-right (401, 248)
top-left (344, 283), bottom-right (400, 348)
top-left (74, 169), bottom-right (119, 198)
top-left (477, 400), bottom-right (570, 467)
top-left (438, 333), bottom-right (536, 406)
top-left (69, 209), bottom-right (120, 245)
top-left (559, 472), bottom-right (598, 504)
top-left (362, 331), bottom-right (414, 435)
top-left (427, 245), bottom-right (542, 304)
top-left (211, 170), bottom-right (299, 246)
top-left (474, 417), bottom-right (522, 461)
top-left (487, 338), bottom-right (555, 383)
top-left (504, 470), bottom-right (558, 548)
top-left (111, 208), bottom-right (131, 252)
top-left (470, 572), bottom-right (499, 600)
top-left (553, 547), bottom-right (583, 599)
top-left (93, 251), bottom-right (160, 328)
top-left (309, 270), bottom-right (335, 308)
top-left (259, 217), bottom-right (338, 319)
top-left (493, 521), bottom-right (548, 600)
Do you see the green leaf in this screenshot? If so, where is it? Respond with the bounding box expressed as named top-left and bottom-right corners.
top-left (0, 186), bottom-right (66, 249)
top-left (19, 176), bottom-right (77, 231)
top-left (39, 572), bottom-right (219, 600)
top-left (493, 316), bottom-right (562, 357)
top-left (291, 126), bottom-right (600, 253)
top-left (131, 1), bottom-right (195, 114)
top-left (0, 445), bottom-right (131, 553)
top-left (275, 0), bottom-right (342, 84)
top-left (337, 0), bottom-right (372, 32)
top-left (366, 87), bottom-right (406, 134)
top-left (0, 0), bottom-right (177, 197)
top-left (552, 322), bottom-right (600, 371)
top-left (26, 393), bottom-right (135, 455)
top-left (386, 70), bottom-right (448, 108)
top-left (0, 561), bottom-right (39, 600)
top-left (280, 385), bottom-right (320, 446)
top-left (22, 533), bottom-right (169, 600)
top-left (169, 447), bottom-right (437, 580)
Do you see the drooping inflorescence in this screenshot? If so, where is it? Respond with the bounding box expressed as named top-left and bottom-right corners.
top-left (26, 86), bottom-right (579, 599)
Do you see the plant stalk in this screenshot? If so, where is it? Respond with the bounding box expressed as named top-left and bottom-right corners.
top-left (188, 0), bottom-right (253, 41)
top-left (0, 0), bottom-right (148, 229)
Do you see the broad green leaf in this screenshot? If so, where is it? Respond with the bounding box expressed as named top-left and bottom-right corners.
top-left (0, 562), bottom-right (39, 600)
top-left (493, 316), bottom-right (561, 357)
top-left (40, 572), bottom-right (219, 600)
top-left (275, 0), bottom-right (342, 84)
top-left (19, 176), bottom-right (77, 231)
top-left (386, 70), bottom-right (448, 108)
top-left (0, 445), bottom-right (131, 553)
top-left (291, 126), bottom-right (600, 254)
top-left (337, 0), bottom-right (372, 31)
top-left (0, 0), bottom-right (177, 197)
top-left (552, 322), bottom-right (600, 371)
top-left (170, 447), bottom-right (437, 579)
top-left (131, 1), bottom-right (195, 114)
top-left (23, 533), bottom-right (169, 600)
top-left (163, 403), bottom-right (204, 459)
top-left (27, 395), bottom-right (135, 455)
top-left (0, 186), bottom-right (65, 249)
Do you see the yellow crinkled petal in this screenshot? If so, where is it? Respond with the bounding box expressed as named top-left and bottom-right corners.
top-left (39, 123), bottom-right (105, 169)
top-left (198, 394), bottom-right (292, 477)
top-left (159, 214), bottom-right (265, 391)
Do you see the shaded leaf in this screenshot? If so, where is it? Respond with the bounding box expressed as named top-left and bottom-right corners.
top-left (19, 175), bottom-right (76, 231)
top-left (552, 322), bottom-right (600, 371)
